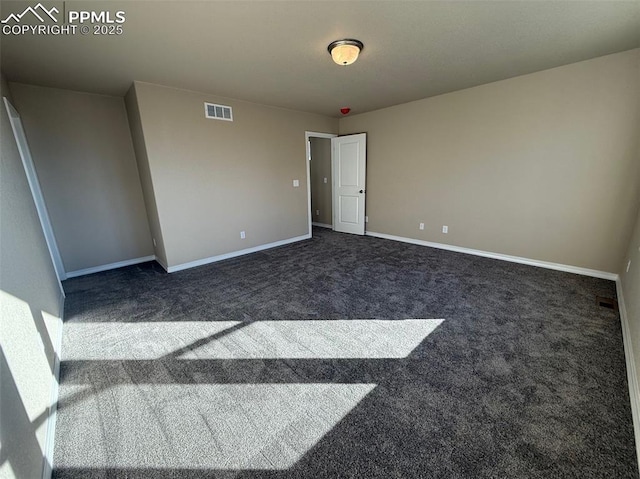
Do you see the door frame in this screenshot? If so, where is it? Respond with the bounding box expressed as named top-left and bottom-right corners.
top-left (3, 97), bottom-right (67, 287)
top-left (305, 131), bottom-right (337, 237)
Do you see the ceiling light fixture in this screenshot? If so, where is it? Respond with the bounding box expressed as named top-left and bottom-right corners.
top-left (328, 39), bottom-right (364, 66)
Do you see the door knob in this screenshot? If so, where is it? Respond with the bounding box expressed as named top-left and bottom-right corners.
top-left (359, 189), bottom-right (364, 194)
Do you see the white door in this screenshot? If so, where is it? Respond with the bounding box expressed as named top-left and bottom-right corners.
top-left (332, 133), bottom-right (366, 235)
top-left (3, 97), bottom-right (67, 282)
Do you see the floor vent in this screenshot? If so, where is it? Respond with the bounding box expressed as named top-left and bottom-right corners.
top-left (596, 296), bottom-right (618, 311)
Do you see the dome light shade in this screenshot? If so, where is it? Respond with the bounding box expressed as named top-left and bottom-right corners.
top-left (328, 39), bottom-right (364, 66)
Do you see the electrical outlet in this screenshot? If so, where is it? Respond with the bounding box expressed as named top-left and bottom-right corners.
top-left (316, 210), bottom-right (320, 216)
top-left (324, 177), bottom-right (328, 184)
top-left (627, 260), bottom-right (632, 273)
top-left (293, 179), bottom-right (299, 187)
top-left (442, 225), bottom-right (448, 234)
top-left (240, 231), bottom-right (246, 239)
top-left (152, 238), bottom-right (157, 247)
top-left (419, 223), bottom-right (424, 230)
top-left (365, 216), bottom-right (369, 223)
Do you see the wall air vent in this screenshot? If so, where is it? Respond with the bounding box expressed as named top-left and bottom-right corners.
top-left (204, 102), bottom-right (233, 121)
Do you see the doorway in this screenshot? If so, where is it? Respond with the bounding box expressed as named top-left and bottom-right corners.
top-left (305, 131), bottom-right (368, 237)
top-left (305, 131), bottom-right (336, 236)
top-left (309, 137), bottom-right (333, 229)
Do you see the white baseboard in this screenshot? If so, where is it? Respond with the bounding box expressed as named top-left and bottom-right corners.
top-left (65, 255), bottom-right (156, 278)
top-left (312, 222), bottom-right (333, 229)
top-left (616, 280), bottom-right (640, 468)
top-left (41, 304), bottom-right (64, 479)
top-left (155, 255), bottom-right (169, 272)
top-left (167, 234), bottom-right (311, 273)
top-left (365, 231), bottom-right (618, 281)
top-left (57, 290), bottom-right (65, 319)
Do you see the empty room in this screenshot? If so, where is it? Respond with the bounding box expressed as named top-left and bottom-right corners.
top-left (1, 1), bottom-right (640, 478)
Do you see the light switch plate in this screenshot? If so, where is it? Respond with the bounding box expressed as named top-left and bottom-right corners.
top-left (293, 179), bottom-right (299, 187)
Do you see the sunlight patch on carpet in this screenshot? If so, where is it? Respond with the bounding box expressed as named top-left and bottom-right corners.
top-left (63, 321), bottom-right (241, 360)
top-left (54, 383), bottom-right (376, 469)
top-left (181, 319), bottom-right (444, 359)
top-left (63, 319), bottom-right (444, 360)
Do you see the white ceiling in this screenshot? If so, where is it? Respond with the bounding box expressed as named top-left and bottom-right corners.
top-left (2, 1), bottom-right (639, 117)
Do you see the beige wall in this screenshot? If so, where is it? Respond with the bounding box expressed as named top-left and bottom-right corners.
top-left (125, 85), bottom-right (168, 268)
top-left (132, 81), bottom-right (338, 268)
top-left (0, 74), bottom-right (63, 479)
top-left (9, 83), bottom-right (153, 273)
top-left (310, 137), bottom-right (333, 226)
top-left (340, 49), bottom-right (640, 273)
top-left (621, 173), bottom-right (640, 451)
top-left (622, 205), bottom-right (640, 364)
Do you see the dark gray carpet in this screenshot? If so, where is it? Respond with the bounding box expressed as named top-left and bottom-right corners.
top-left (53, 227), bottom-right (637, 478)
